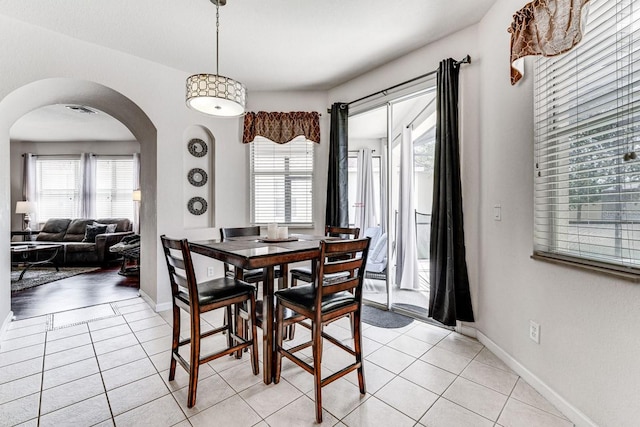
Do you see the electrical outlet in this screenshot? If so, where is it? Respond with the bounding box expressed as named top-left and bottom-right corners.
top-left (529, 320), bottom-right (540, 344)
top-left (207, 267), bottom-right (215, 277)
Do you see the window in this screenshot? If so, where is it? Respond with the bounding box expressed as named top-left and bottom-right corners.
top-left (96, 157), bottom-right (134, 219)
top-left (250, 136), bottom-right (314, 225)
top-left (35, 157), bottom-right (81, 220)
top-left (34, 155), bottom-right (135, 224)
top-left (534, 0), bottom-right (640, 272)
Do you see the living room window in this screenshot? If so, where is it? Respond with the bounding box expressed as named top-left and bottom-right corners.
top-left (34, 155), bottom-right (135, 224)
top-left (250, 136), bottom-right (314, 226)
top-left (96, 157), bottom-right (134, 219)
top-left (534, 0), bottom-right (640, 273)
top-left (35, 157), bottom-right (81, 220)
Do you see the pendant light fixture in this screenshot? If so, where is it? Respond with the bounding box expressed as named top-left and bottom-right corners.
top-left (186, 0), bottom-right (246, 117)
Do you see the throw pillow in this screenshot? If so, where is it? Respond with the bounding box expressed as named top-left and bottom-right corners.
top-left (370, 233), bottom-right (387, 263)
top-left (93, 222), bottom-right (117, 233)
top-left (83, 224), bottom-right (108, 243)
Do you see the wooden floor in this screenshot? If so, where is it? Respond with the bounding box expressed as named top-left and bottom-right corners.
top-left (11, 266), bottom-right (140, 320)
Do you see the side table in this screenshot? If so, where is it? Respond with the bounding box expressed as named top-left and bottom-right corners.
top-left (11, 230), bottom-right (40, 242)
top-left (119, 246), bottom-right (140, 276)
top-left (11, 243), bottom-right (61, 280)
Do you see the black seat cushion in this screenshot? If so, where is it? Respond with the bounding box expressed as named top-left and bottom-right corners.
top-left (225, 266), bottom-right (282, 282)
top-left (177, 277), bottom-right (255, 306)
top-left (275, 284), bottom-right (355, 313)
top-left (290, 266), bottom-right (349, 283)
top-left (290, 266), bottom-right (312, 279)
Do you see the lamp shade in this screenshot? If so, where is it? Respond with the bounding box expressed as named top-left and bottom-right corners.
top-left (16, 201), bottom-right (36, 214)
top-left (132, 189), bottom-right (142, 202)
top-left (186, 74), bottom-right (246, 117)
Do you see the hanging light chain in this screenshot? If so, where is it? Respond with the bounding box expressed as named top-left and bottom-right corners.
top-left (215, 0), bottom-right (220, 76)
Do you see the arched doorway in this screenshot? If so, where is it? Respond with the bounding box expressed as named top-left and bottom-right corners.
top-left (0, 78), bottom-right (158, 320)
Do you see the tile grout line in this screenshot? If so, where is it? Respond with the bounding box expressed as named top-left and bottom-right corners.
top-left (396, 331), bottom-right (501, 425)
top-left (6, 298), bottom-right (569, 426)
top-left (92, 312), bottom-right (123, 426)
top-left (36, 328), bottom-right (49, 427)
top-left (121, 303), bottom-right (192, 424)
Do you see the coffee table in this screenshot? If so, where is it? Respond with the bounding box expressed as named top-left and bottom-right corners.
top-left (10, 243), bottom-right (62, 281)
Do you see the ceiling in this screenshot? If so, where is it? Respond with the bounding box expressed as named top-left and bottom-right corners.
top-left (2, 0), bottom-right (496, 142)
top-left (11, 105), bottom-right (135, 143)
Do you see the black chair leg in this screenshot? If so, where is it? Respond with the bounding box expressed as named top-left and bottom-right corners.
top-left (249, 296), bottom-right (259, 375)
top-left (353, 309), bottom-right (366, 395)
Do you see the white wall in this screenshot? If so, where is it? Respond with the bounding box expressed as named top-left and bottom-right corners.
top-left (2, 4), bottom-right (638, 425)
top-left (476, 1), bottom-right (640, 425)
top-left (330, 2), bottom-right (640, 424)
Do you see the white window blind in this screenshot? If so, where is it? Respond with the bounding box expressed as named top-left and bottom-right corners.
top-left (250, 136), bottom-right (314, 225)
top-left (35, 157), bottom-right (81, 221)
top-left (96, 157), bottom-right (134, 219)
top-left (534, 0), bottom-right (640, 271)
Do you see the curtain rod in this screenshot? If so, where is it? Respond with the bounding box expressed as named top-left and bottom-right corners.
top-left (328, 55), bottom-right (471, 113)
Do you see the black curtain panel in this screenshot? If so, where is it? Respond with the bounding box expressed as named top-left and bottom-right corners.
top-left (325, 103), bottom-right (349, 227)
top-left (429, 59), bottom-right (475, 326)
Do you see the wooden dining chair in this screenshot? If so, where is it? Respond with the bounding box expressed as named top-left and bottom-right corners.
top-left (289, 226), bottom-right (360, 287)
top-left (273, 237), bottom-right (371, 423)
top-left (160, 235), bottom-right (259, 408)
top-left (287, 225), bottom-right (360, 339)
top-left (220, 226), bottom-right (283, 287)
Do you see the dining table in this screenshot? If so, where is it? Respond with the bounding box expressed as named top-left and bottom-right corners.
top-left (189, 234), bottom-right (326, 384)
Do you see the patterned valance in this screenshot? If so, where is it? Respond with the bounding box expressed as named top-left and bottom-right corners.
top-left (508, 0), bottom-right (590, 85)
top-left (243, 111), bottom-right (321, 144)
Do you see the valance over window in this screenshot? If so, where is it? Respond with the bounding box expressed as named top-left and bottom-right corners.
top-left (243, 111), bottom-right (320, 144)
top-left (509, 0), bottom-right (590, 85)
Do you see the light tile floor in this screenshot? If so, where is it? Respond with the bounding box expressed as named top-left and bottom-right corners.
top-left (0, 297), bottom-right (573, 426)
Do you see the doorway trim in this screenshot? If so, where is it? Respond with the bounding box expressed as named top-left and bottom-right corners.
top-left (0, 78), bottom-right (158, 320)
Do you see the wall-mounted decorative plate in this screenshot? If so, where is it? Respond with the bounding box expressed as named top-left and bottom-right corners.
top-left (187, 168), bottom-right (208, 187)
top-left (187, 197), bottom-right (208, 215)
top-left (187, 138), bottom-right (208, 157)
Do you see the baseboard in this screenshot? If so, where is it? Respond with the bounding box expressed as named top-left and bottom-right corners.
top-left (138, 289), bottom-right (171, 313)
top-left (155, 301), bottom-right (171, 313)
top-left (455, 322), bottom-right (477, 338)
top-left (0, 311), bottom-right (14, 348)
top-left (476, 331), bottom-right (598, 427)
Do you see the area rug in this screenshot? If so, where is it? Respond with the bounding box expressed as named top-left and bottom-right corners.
top-left (362, 305), bottom-right (414, 329)
top-left (11, 266), bottom-right (101, 292)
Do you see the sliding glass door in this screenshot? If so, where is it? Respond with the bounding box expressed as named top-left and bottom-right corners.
top-left (348, 80), bottom-right (436, 318)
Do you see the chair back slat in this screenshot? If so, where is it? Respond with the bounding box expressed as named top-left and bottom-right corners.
top-left (325, 225), bottom-right (360, 239)
top-left (220, 226), bottom-right (261, 275)
top-left (315, 238), bottom-right (370, 311)
top-left (161, 235), bottom-right (199, 308)
top-left (322, 278), bottom-right (360, 296)
top-left (220, 226), bottom-right (261, 240)
top-left (323, 258), bottom-right (362, 275)
top-left (171, 272), bottom-right (189, 288)
top-left (167, 255), bottom-right (187, 271)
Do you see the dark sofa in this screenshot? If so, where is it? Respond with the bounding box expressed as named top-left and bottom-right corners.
top-left (34, 218), bottom-right (133, 266)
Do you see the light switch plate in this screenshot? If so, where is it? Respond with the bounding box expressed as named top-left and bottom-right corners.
top-left (493, 204), bottom-right (502, 221)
